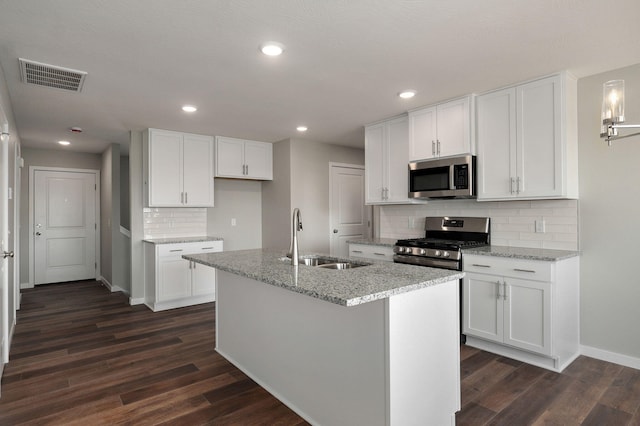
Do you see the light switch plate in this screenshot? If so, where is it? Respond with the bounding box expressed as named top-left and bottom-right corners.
top-left (535, 220), bottom-right (545, 233)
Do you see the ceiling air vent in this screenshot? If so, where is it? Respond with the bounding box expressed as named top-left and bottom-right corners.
top-left (19, 58), bottom-right (87, 92)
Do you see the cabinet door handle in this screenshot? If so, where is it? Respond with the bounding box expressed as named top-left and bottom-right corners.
top-left (437, 139), bottom-right (441, 156)
top-left (373, 252), bottom-right (386, 256)
top-left (202, 247), bottom-right (215, 250)
top-left (516, 177), bottom-right (521, 194)
top-left (513, 268), bottom-right (536, 273)
top-left (510, 178), bottom-right (515, 194)
top-left (496, 280), bottom-right (502, 300)
top-left (503, 281), bottom-right (508, 300)
top-left (472, 264), bottom-right (491, 268)
top-left (352, 250), bottom-right (363, 253)
top-left (246, 164), bottom-right (249, 175)
top-left (169, 249), bottom-right (183, 252)
top-left (432, 141), bottom-right (436, 156)
top-left (185, 192), bottom-right (188, 204)
top-left (385, 188), bottom-right (389, 200)
top-left (181, 192), bottom-right (184, 203)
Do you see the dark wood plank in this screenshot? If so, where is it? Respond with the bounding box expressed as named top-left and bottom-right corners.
top-left (3, 280), bottom-right (640, 425)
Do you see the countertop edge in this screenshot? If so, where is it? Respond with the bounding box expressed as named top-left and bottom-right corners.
top-left (463, 245), bottom-right (580, 261)
top-left (144, 236), bottom-right (224, 245)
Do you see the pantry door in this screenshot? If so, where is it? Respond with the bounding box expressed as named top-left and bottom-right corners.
top-left (33, 169), bottom-right (98, 285)
top-left (329, 163), bottom-right (371, 257)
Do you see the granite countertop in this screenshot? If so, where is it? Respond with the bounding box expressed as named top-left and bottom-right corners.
top-left (143, 236), bottom-right (224, 245)
top-left (346, 238), bottom-right (397, 248)
top-left (463, 245), bottom-right (579, 261)
top-left (184, 249), bottom-right (463, 307)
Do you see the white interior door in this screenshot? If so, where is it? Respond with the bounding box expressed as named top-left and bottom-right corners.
top-left (34, 170), bottom-right (97, 284)
top-left (1, 117), bottom-right (10, 370)
top-left (330, 164), bottom-right (370, 257)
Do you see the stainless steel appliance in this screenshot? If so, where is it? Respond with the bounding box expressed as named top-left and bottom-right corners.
top-left (394, 216), bottom-right (490, 343)
top-left (393, 216), bottom-right (490, 270)
top-left (408, 154), bottom-right (476, 199)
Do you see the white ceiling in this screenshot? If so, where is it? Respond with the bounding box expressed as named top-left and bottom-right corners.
top-left (1, 0), bottom-right (639, 154)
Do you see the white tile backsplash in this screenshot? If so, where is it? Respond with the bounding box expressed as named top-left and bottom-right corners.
top-left (143, 207), bottom-right (207, 239)
top-left (379, 199), bottom-right (578, 250)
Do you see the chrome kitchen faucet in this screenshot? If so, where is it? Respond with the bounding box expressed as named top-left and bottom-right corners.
top-left (287, 208), bottom-right (303, 266)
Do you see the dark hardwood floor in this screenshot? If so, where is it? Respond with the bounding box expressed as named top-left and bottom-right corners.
top-left (1, 281), bottom-right (639, 425)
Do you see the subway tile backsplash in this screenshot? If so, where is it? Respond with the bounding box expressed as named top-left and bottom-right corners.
top-left (379, 199), bottom-right (578, 250)
top-left (143, 207), bottom-right (207, 239)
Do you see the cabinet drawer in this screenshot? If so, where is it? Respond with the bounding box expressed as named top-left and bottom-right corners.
top-left (349, 244), bottom-right (394, 262)
top-left (463, 254), bottom-right (552, 282)
top-left (157, 241), bottom-right (223, 257)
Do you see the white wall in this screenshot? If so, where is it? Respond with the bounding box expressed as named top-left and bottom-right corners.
top-left (262, 140), bottom-right (291, 250)
top-left (262, 138), bottom-right (365, 254)
top-left (578, 62), bottom-right (640, 359)
top-left (207, 179), bottom-right (263, 250)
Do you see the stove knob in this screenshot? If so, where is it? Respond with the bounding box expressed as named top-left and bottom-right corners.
top-left (419, 249), bottom-right (426, 255)
top-left (443, 251), bottom-right (450, 258)
top-left (398, 247), bottom-right (406, 253)
top-left (434, 250), bottom-right (441, 257)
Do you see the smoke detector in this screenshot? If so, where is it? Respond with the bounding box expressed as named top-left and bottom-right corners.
top-left (19, 58), bottom-right (87, 92)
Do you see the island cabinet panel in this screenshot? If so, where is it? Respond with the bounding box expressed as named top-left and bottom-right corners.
top-left (476, 72), bottom-right (578, 200)
top-left (463, 254), bottom-right (579, 372)
top-left (144, 240), bottom-right (223, 312)
top-left (143, 128), bottom-right (215, 207)
top-left (216, 270), bottom-right (460, 426)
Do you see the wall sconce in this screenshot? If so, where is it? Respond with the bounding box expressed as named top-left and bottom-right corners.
top-left (0, 123), bottom-right (9, 142)
top-left (601, 79), bottom-right (640, 146)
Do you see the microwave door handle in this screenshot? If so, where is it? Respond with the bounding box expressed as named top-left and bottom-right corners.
top-left (449, 165), bottom-right (455, 190)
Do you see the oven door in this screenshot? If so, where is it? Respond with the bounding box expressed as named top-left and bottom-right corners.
top-left (393, 254), bottom-right (460, 270)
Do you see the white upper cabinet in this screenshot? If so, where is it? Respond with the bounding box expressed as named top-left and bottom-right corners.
top-left (476, 73), bottom-right (578, 201)
top-left (365, 115), bottom-right (412, 204)
top-left (215, 136), bottom-right (273, 180)
top-left (409, 96), bottom-right (473, 161)
top-left (144, 128), bottom-right (214, 207)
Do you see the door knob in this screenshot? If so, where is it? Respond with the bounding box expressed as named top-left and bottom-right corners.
top-left (35, 232), bottom-right (42, 236)
top-left (3, 251), bottom-right (14, 259)
top-left (333, 229), bottom-right (338, 233)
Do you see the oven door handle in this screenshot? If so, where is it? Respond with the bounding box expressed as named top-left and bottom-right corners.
top-left (449, 164), bottom-right (456, 190)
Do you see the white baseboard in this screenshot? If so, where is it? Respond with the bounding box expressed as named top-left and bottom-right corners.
top-left (99, 277), bottom-right (130, 296)
top-left (581, 345), bottom-right (640, 370)
top-left (129, 297), bottom-right (145, 306)
top-left (20, 282), bottom-right (33, 289)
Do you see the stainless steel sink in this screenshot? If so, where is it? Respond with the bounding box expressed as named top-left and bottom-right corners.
top-left (282, 255), bottom-right (370, 269)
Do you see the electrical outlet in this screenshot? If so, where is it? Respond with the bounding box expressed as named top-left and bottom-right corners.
top-left (535, 220), bottom-right (545, 233)
top-left (231, 218), bottom-right (237, 226)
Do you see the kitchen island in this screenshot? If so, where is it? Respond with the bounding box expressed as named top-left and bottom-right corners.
top-left (185, 249), bottom-right (464, 426)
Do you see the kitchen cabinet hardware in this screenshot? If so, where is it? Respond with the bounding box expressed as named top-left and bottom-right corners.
top-left (374, 252), bottom-right (386, 256)
top-left (513, 268), bottom-right (536, 273)
top-left (202, 247), bottom-right (215, 250)
top-left (352, 250), bottom-right (363, 253)
top-left (3, 250), bottom-right (14, 259)
top-left (472, 263), bottom-right (491, 268)
top-left (169, 249), bottom-right (183, 252)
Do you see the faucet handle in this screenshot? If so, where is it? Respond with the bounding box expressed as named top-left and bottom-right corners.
top-left (299, 221), bottom-right (303, 231)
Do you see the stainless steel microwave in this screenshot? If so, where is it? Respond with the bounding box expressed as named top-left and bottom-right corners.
top-left (408, 154), bottom-right (476, 199)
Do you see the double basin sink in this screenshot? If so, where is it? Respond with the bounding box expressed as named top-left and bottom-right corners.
top-left (284, 255), bottom-right (370, 270)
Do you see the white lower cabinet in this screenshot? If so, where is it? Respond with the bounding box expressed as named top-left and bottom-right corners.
top-left (145, 240), bottom-right (223, 311)
top-left (348, 243), bottom-right (394, 262)
top-left (462, 254), bottom-right (579, 372)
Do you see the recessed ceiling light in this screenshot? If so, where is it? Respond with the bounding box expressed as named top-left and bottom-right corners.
top-left (182, 105), bottom-right (197, 113)
top-left (70, 126), bottom-right (83, 133)
top-left (296, 126), bottom-right (308, 132)
top-left (398, 90), bottom-right (417, 99)
top-left (260, 42), bottom-right (285, 56)
top-left (58, 140), bottom-right (70, 146)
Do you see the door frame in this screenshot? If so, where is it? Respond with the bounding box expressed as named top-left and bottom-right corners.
top-left (28, 166), bottom-right (101, 287)
top-left (328, 162), bottom-right (371, 256)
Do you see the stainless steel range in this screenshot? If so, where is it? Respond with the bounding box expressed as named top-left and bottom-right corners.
top-left (393, 216), bottom-right (490, 271)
